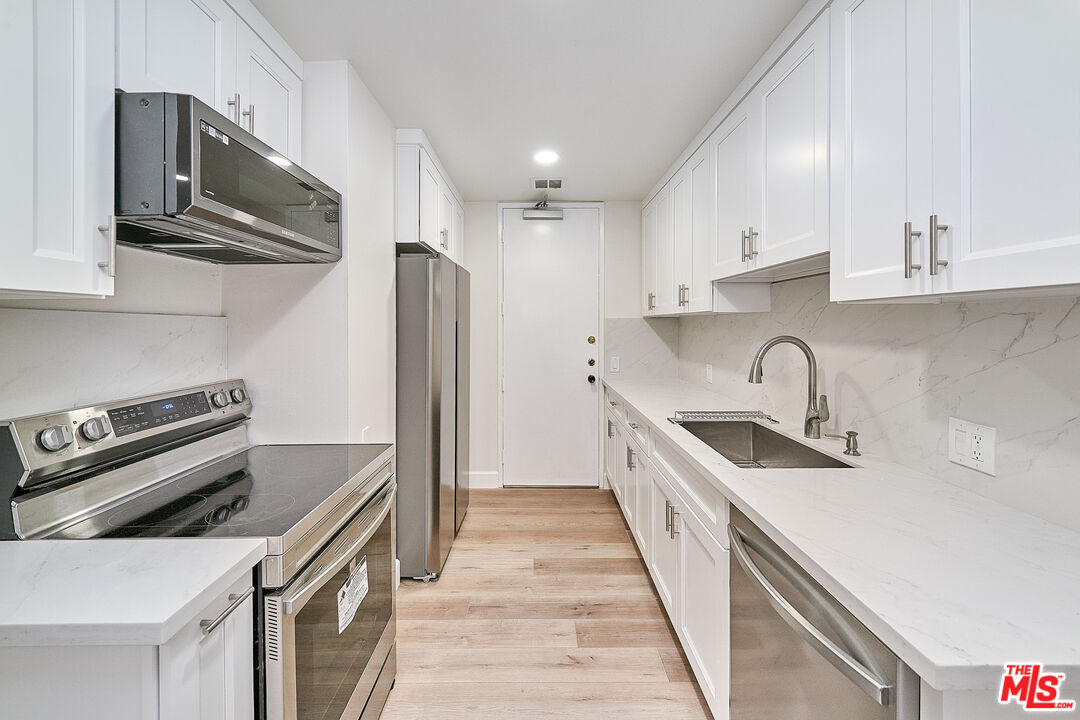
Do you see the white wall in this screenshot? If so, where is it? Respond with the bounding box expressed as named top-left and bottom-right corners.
top-left (0, 234), bottom-right (226, 419)
top-left (463, 201), bottom-right (642, 479)
top-left (223, 61), bottom-right (396, 445)
top-left (675, 275), bottom-right (1080, 533)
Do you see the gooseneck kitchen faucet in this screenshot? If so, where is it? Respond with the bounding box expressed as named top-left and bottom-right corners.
top-left (748, 335), bottom-right (829, 439)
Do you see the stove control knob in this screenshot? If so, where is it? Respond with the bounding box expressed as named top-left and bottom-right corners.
top-left (80, 415), bottom-right (112, 442)
top-left (230, 388), bottom-right (246, 404)
top-left (39, 425), bottom-right (74, 452)
top-left (211, 391), bottom-right (229, 408)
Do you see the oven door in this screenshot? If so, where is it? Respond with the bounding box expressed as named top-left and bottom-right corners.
top-left (265, 480), bottom-right (396, 720)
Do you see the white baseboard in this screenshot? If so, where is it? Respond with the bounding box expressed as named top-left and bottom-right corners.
top-left (467, 471), bottom-right (501, 489)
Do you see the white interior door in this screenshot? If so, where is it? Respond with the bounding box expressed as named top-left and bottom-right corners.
top-left (501, 206), bottom-right (601, 487)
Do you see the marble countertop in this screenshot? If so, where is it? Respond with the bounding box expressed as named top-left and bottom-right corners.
top-left (604, 377), bottom-right (1080, 691)
top-left (0, 538), bottom-right (266, 646)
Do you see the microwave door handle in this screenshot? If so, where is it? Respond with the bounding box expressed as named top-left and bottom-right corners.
top-left (728, 523), bottom-right (894, 706)
top-left (281, 482), bottom-right (395, 615)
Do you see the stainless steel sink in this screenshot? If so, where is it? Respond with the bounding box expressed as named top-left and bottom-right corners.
top-left (677, 420), bottom-right (853, 469)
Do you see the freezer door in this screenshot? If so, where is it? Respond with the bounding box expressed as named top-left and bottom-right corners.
top-left (455, 265), bottom-right (470, 533)
top-left (435, 255), bottom-right (458, 571)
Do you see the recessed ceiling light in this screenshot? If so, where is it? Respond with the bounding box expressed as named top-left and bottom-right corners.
top-left (534, 150), bottom-right (559, 165)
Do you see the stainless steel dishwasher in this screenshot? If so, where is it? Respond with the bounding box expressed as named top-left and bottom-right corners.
top-left (728, 507), bottom-right (920, 719)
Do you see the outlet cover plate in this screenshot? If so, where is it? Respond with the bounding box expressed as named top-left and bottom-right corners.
top-left (948, 417), bottom-right (996, 476)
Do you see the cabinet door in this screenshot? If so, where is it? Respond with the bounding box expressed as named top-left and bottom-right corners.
top-left (641, 198), bottom-right (659, 315)
top-left (604, 414), bottom-right (617, 489)
top-left (0, 0), bottom-right (115, 297)
top-left (678, 509), bottom-right (730, 719)
top-left (687, 144), bottom-right (715, 312)
top-left (710, 105), bottom-right (754, 280)
top-left (438, 188), bottom-right (454, 255)
top-left (654, 187), bottom-right (679, 314)
top-left (934, 0), bottom-right (1080, 294)
top-left (752, 12), bottom-right (830, 271)
top-left (672, 146), bottom-right (714, 313)
top-left (627, 440), bottom-right (647, 549)
top-left (647, 464), bottom-right (680, 616)
top-left (115, 0), bottom-right (237, 116)
top-left (671, 165), bottom-right (693, 313)
top-left (236, 21), bottom-right (302, 160)
top-left (829, 0), bottom-right (933, 301)
top-left (419, 149), bottom-right (442, 250)
top-left (160, 576), bottom-right (254, 720)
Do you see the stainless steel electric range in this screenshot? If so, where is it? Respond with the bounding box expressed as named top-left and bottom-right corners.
top-left (0, 380), bottom-right (396, 720)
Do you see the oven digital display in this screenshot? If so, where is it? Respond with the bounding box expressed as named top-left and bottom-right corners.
top-left (108, 392), bottom-right (212, 437)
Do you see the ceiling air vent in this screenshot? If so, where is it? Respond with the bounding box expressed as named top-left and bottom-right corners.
top-left (533, 178), bottom-right (564, 190)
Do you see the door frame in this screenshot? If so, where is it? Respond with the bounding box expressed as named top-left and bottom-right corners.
top-left (496, 202), bottom-right (606, 489)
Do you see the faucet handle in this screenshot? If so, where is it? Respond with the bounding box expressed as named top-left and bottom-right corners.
top-left (818, 394), bottom-right (830, 423)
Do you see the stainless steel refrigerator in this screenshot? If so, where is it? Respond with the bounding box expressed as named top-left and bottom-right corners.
top-left (396, 247), bottom-right (470, 580)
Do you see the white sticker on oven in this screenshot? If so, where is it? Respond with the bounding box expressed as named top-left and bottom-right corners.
top-left (337, 557), bottom-right (369, 634)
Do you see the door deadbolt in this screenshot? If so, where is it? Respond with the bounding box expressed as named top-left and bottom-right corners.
top-left (587, 358), bottom-right (596, 367)
top-left (587, 336), bottom-right (596, 344)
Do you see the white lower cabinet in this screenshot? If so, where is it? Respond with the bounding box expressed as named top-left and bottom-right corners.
top-left (648, 463), bottom-right (680, 615)
top-left (625, 436), bottom-right (648, 550)
top-left (645, 458), bottom-right (730, 720)
top-left (160, 574), bottom-right (255, 720)
top-left (677, 507), bottom-right (730, 716)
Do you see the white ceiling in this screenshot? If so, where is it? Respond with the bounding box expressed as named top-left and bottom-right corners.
top-left (251, 0), bottom-right (806, 201)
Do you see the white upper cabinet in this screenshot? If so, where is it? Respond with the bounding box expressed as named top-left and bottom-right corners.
top-left (751, 11), bottom-right (830, 272)
top-left (0, 0), bottom-right (116, 297)
top-left (396, 130), bottom-right (466, 265)
top-left (711, 10), bottom-right (830, 282)
top-left (832, 0), bottom-right (1080, 301)
top-left (117, 0), bottom-right (303, 159)
top-left (710, 104), bottom-right (755, 281)
top-left (653, 187), bottom-right (678, 314)
top-left (641, 197), bottom-right (659, 314)
top-left (830, 0), bottom-right (933, 301)
top-left (115, 0), bottom-right (237, 113)
top-left (933, 0), bottom-right (1080, 295)
top-left (235, 20), bottom-right (302, 160)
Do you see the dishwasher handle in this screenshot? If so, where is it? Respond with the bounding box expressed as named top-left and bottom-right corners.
top-left (728, 522), bottom-right (894, 706)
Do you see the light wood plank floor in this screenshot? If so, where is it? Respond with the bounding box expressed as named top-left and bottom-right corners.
top-left (381, 488), bottom-right (712, 719)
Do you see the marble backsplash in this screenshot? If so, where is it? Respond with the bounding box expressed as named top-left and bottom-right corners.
top-left (604, 317), bottom-right (679, 379)
top-left (673, 274), bottom-right (1080, 533)
top-left (0, 309), bottom-right (227, 419)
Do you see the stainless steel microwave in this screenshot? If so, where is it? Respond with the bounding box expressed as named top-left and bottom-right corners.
top-left (115, 92), bottom-right (341, 264)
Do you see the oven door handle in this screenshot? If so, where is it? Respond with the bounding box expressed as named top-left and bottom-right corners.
top-left (282, 481), bottom-right (395, 615)
top-left (728, 522), bottom-right (894, 706)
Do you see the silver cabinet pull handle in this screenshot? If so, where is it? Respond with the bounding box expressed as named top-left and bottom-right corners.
top-left (607, 420), bottom-right (614, 439)
top-left (200, 586), bottom-right (254, 635)
top-left (748, 226), bottom-right (759, 259)
top-left (728, 523), bottom-right (893, 705)
top-left (904, 221), bottom-right (923, 278)
top-left (440, 228), bottom-right (449, 248)
top-left (96, 216), bottom-right (116, 278)
top-left (670, 510), bottom-right (679, 539)
top-left (741, 229), bottom-right (750, 261)
top-left (929, 215), bottom-right (949, 275)
top-left (647, 292), bottom-right (656, 311)
top-left (629, 422), bottom-right (639, 430)
top-left (227, 93), bottom-right (241, 124)
top-left (664, 500), bottom-right (672, 532)
top-left (609, 399), bottom-right (618, 407)
top-left (242, 103), bottom-right (255, 133)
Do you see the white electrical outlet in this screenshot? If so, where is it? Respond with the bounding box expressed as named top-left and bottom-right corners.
top-left (705, 364), bottom-right (713, 383)
top-left (948, 417), bottom-right (996, 475)
top-left (609, 356), bottom-right (620, 372)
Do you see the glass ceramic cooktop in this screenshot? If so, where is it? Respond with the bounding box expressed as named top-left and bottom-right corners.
top-left (57, 444), bottom-right (391, 540)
